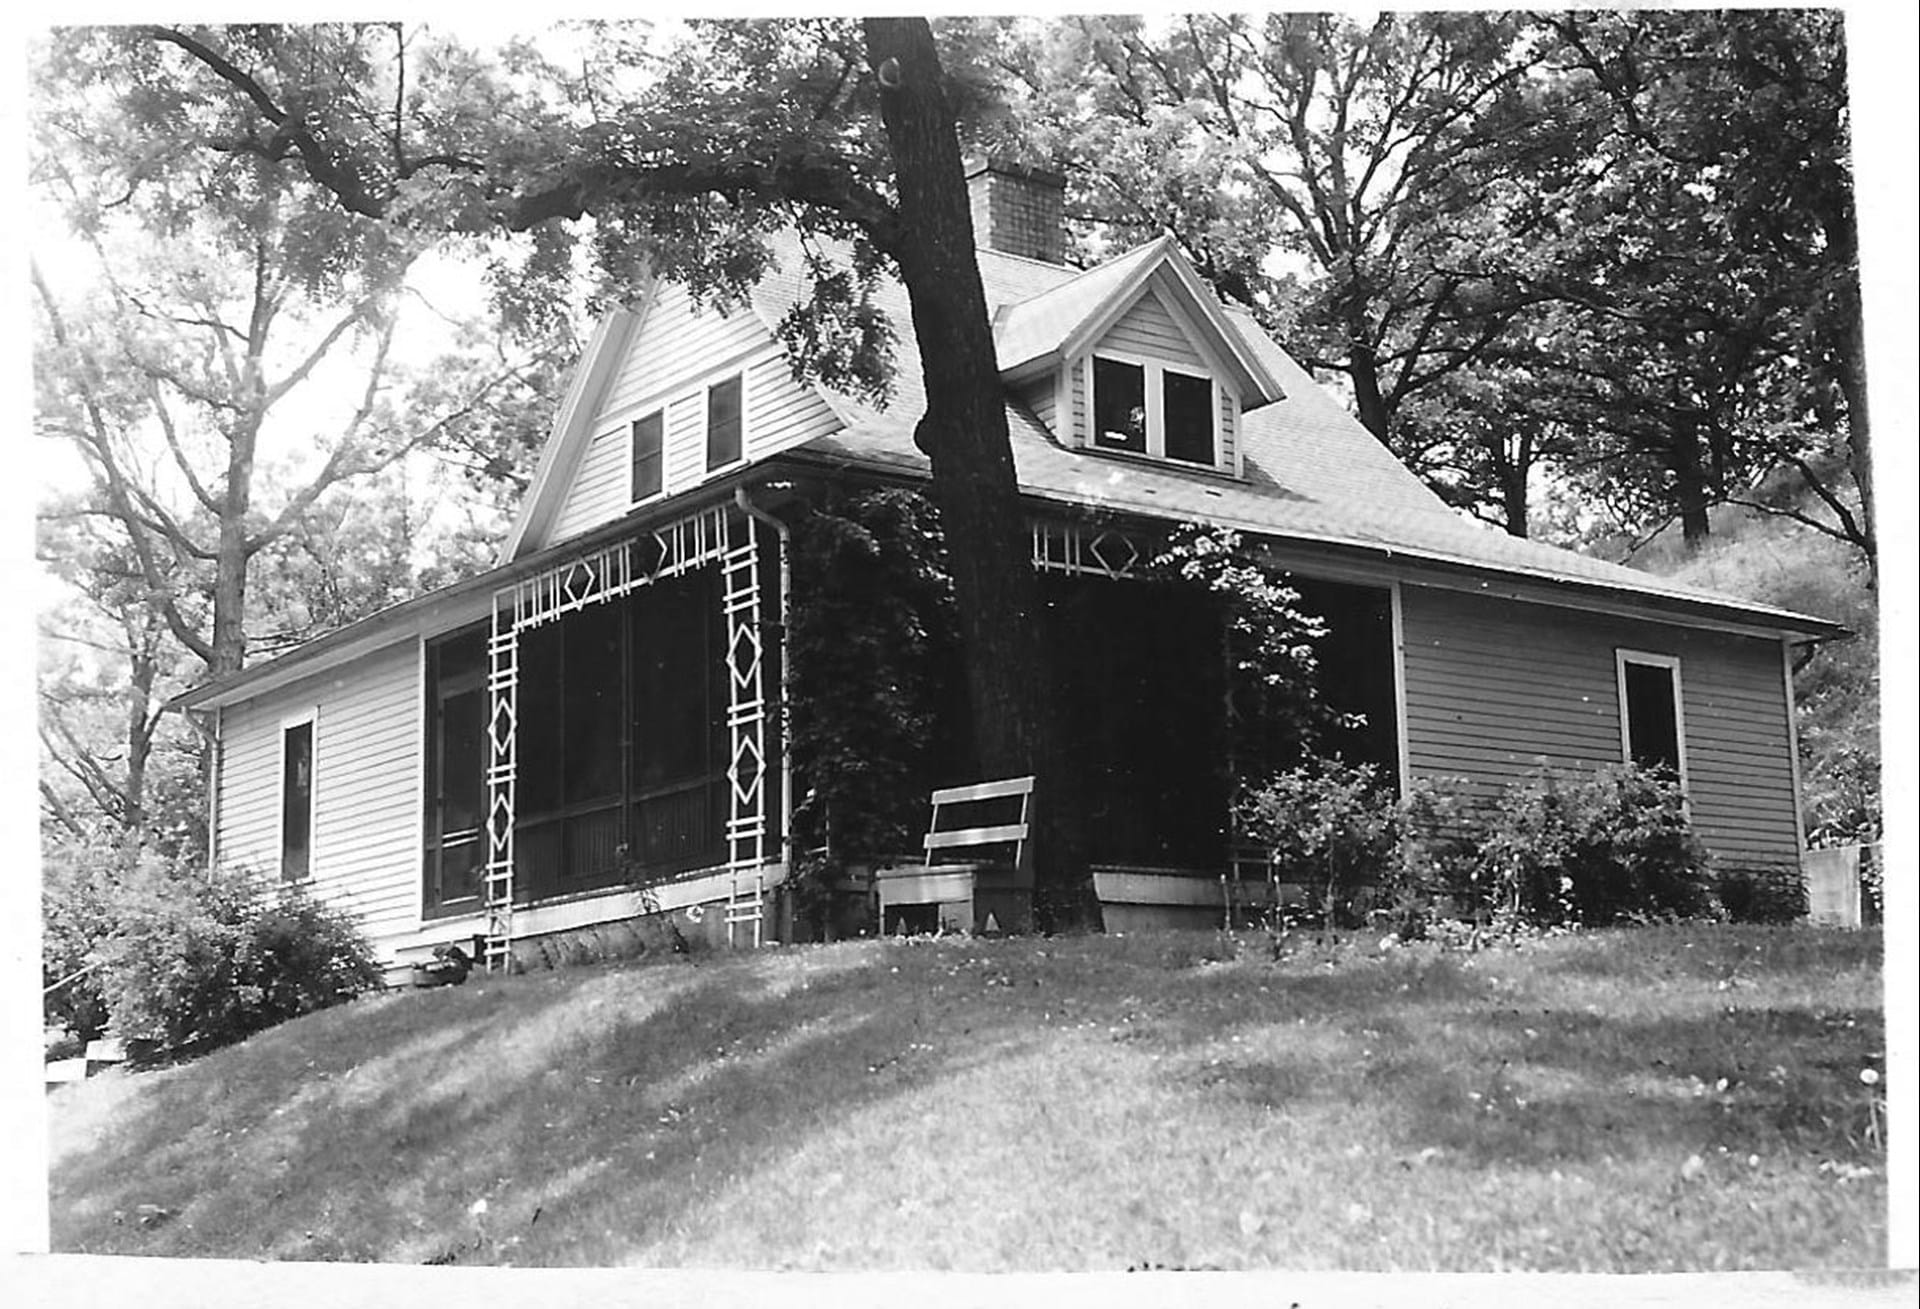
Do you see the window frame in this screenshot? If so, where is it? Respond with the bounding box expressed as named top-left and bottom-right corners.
top-left (704, 372), bottom-right (745, 473)
top-left (421, 627), bottom-right (489, 920)
top-left (278, 708), bottom-right (318, 883)
top-left (629, 407), bottom-right (665, 504)
top-left (1614, 649), bottom-right (1689, 790)
top-left (1086, 349), bottom-right (1219, 468)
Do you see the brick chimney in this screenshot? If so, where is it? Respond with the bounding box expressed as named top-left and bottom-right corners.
top-left (965, 155), bottom-right (1067, 264)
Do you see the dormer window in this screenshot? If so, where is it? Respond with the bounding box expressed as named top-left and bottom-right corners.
top-left (1091, 354), bottom-right (1217, 467)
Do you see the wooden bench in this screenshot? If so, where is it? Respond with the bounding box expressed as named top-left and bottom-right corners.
top-left (874, 776), bottom-right (1034, 935)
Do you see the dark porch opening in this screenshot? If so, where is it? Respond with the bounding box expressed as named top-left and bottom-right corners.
top-left (1037, 569), bottom-right (1399, 873)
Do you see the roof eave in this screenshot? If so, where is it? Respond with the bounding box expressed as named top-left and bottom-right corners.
top-left (171, 470), bottom-right (766, 714)
top-left (497, 301), bottom-right (646, 565)
top-left (771, 441), bottom-right (1842, 641)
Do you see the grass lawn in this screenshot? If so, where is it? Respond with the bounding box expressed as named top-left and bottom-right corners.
top-left (45, 922), bottom-right (1885, 1271)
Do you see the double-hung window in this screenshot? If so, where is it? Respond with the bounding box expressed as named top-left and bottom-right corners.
top-left (1616, 650), bottom-right (1687, 785)
top-left (280, 714), bottom-right (316, 881)
top-left (705, 374), bottom-right (743, 471)
top-left (630, 409), bottom-right (664, 502)
top-left (1090, 355), bottom-right (1218, 467)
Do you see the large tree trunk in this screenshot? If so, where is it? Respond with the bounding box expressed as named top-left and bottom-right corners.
top-left (864, 17), bottom-right (1102, 932)
top-left (1670, 411), bottom-right (1712, 551)
top-left (1348, 340), bottom-right (1392, 446)
top-left (122, 649), bottom-right (156, 831)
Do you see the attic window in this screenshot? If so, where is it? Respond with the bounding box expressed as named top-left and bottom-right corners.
top-left (631, 409), bottom-right (664, 502)
top-left (706, 374), bottom-right (743, 471)
top-left (1090, 354), bottom-right (1217, 467)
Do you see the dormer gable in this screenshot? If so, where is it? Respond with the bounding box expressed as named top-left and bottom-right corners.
top-left (992, 236), bottom-right (1284, 479)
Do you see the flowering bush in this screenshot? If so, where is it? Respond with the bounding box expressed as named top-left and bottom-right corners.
top-left (1238, 761), bottom-right (1718, 935)
top-left (1236, 758), bottom-right (1399, 928)
top-left (1476, 764), bottom-right (1713, 926)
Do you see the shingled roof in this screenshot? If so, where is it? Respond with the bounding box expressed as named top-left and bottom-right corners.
top-left (746, 237), bottom-right (1837, 638)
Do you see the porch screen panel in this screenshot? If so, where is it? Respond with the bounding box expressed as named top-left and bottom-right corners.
top-left (512, 622), bottom-right (565, 895)
top-left (631, 570), bottom-right (728, 876)
top-left (561, 600), bottom-right (625, 883)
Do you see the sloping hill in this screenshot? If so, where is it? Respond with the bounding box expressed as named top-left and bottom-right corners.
top-left (47, 927), bottom-right (1884, 1271)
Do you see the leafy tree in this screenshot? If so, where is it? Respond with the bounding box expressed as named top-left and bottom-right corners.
top-left (35, 507), bottom-right (203, 850)
top-left (999, 13), bottom-right (1563, 524)
top-left (1536, 10), bottom-right (1868, 566)
top-left (104, 18), bottom-right (1107, 927)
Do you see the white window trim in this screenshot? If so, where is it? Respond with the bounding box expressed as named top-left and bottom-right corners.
top-left (629, 406), bottom-right (667, 507)
top-left (1615, 649), bottom-right (1689, 790)
top-left (703, 370), bottom-right (749, 475)
top-left (415, 636), bottom-right (430, 925)
top-left (1086, 349), bottom-right (1221, 469)
top-left (277, 706), bottom-right (319, 885)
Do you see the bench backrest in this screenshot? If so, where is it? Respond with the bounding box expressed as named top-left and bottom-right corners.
top-left (924, 775), bottom-right (1034, 870)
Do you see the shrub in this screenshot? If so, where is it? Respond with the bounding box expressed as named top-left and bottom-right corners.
top-left (41, 837), bottom-right (131, 1043)
top-left (1388, 776), bottom-right (1483, 936)
top-left (232, 892), bottom-right (386, 1031)
top-left (1718, 863), bottom-right (1809, 924)
top-left (1476, 764), bottom-right (1713, 927)
top-left (57, 846), bottom-right (383, 1062)
top-left (1237, 758), bottom-right (1399, 928)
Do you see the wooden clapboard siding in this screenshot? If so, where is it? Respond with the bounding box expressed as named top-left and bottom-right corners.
top-left (598, 284), bottom-right (766, 418)
top-left (1015, 374), bottom-right (1056, 432)
top-left (1399, 585), bottom-right (1799, 875)
top-left (539, 286), bottom-right (835, 551)
top-left (548, 423), bottom-right (630, 542)
top-left (1100, 288), bottom-right (1206, 369)
top-left (661, 390), bottom-right (708, 496)
top-left (216, 641), bottom-right (424, 952)
top-left (744, 352), bottom-right (840, 460)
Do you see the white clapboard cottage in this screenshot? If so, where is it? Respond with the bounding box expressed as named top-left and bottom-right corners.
top-left (174, 159), bottom-right (1841, 979)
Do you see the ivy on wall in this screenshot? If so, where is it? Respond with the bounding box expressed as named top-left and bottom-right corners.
top-left (785, 488), bottom-right (961, 929)
top-left (783, 507), bottom-right (1349, 932)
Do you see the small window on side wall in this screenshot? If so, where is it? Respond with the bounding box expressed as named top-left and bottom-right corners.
top-left (1616, 651), bottom-right (1686, 785)
top-left (281, 717), bottom-right (315, 881)
top-left (705, 375), bottom-right (743, 471)
top-left (631, 410), bottom-right (664, 502)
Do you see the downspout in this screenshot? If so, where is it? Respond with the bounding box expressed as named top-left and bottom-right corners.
top-left (734, 485), bottom-right (794, 881)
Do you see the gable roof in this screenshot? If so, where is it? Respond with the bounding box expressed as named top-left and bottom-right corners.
top-left (989, 235), bottom-right (1285, 407)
